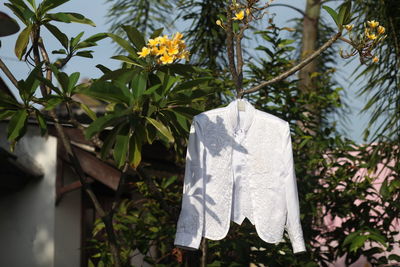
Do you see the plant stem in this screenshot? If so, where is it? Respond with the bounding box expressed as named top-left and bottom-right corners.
top-left (226, 1), bottom-right (239, 96)
top-left (0, 58), bottom-right (18, 88)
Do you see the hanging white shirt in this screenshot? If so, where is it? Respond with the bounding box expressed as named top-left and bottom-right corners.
top-left (174, 99), bottom-right (306, 254)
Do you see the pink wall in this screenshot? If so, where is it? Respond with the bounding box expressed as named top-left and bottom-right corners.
top-left (316, 150), bottom-right (399, 266)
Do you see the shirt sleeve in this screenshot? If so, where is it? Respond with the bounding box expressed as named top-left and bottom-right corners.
top-left (282, 122), bottom-right (306, 254)
top-left (174, 117), bottom-right (205, 250)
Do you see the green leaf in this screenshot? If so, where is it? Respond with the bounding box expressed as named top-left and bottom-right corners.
top-left (52, 49), bottom-right (67, 55)
top-left (82, 81), bottom-right (131, 104)
top-left (389, 254), bottom-right (400, 262)
top-left (122, 25), bottom-right (146, 50)
top-left (0, 91), bottom-right (19, 108)
top-left (71, 31), bottom-right (84, 48)
top-left (26, 0), bottom-right (36, 10)
top-left (278, 39), bottom-right (295, 48)
top-left (37, 76), bottom-right (62, 95)
top-left (349, 235), bottom-right (368, 252)
top-left (85, 111), bottom-right (129, 139)
top-left (322, 5), bottom-right (339, 26)
top-left (100, 125), bottom-right (122, 160)
top-left (58, 72), bottom-right (70, 94)
top-left (39, 0), bottom-right (70, 14)
top-left (110, 55), bottom-right (143, 68)
top-left (75, 51), bottom-right (93, 58)
top-left (367, 231), bottom-right (387, 246)
top-left (343, 231), bottom-right (359, 247)
top-left (158, 63), bottom-right (196, 77)
top-left (4, 3), bottom-right (34, 25)
top-left (132, 72), bottom-right (147, 99)
top-left (67, 72), bottom-right (80, 94)
top-left (142, 84), bottom-right (162, 95)
top-left (150, 28), bottom-right (164, 39)
top-left (161, 175), bottom-right (177, 189)
top-left (46, 12), bottom-right (95, 26)
top-left (113, 125), bottom-right (130, 168)
top-left (99, 68), bottom-right (137, 83)
top-left (77, 102), bottom-right (97, 121)
top-left (15, 25), bottom-right (32, 60)
top-left (338, 1), bottom-right (352, 26)
top-left (128, 134), bottom-right (142, 169)
top-left (172, 77), bottom-right (212, 93)
top-left (7, 109), bottom-right (28, 142)
top-left (146, 117), bottom-right (174, 142)
top-left (106, 33), bottom-right (137, 56)
top-left (74, 41), bottom-right (97, 49)
top-left (95, 64), bottom-right (111, 74)
top-left (161, 73), bottom-right (179, 96)
top-left (83, 32), bottom-right (108, 43)
top-left (44, 23), bottom-right (69, 49)
top-left (44, 96), bottom-right (64, 110)
top-left (0, 110), bottom-right (16, 120)
top-left (379, 179), bottom-right (389, 198)
top-left (35, 109), bottom-right (47, 136)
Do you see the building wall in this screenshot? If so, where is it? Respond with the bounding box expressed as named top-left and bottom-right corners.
top-left (0, 124), bottom-right (57, 267)
top-left (54, 167), bottom-right (82, 267)
top-left (0, 124), bottom-right (81, 267)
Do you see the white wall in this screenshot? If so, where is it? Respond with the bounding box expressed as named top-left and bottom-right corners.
top-left (54, 164), bottom-right (82, 267)
top-left (0, 124), bottom-right (57, 267)
top-left (0, 123), bottom-right (81, 267)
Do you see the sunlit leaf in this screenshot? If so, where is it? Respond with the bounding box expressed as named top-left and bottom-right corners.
top-left (15, 25), bottom-right (32, 60)
top-left (146, 117), bottom-right (174, 142)
top-left (7, 109), bottom-right (28, 142)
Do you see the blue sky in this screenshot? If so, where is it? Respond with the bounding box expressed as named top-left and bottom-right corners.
top-left (0, 0), bottom-right (380, 144)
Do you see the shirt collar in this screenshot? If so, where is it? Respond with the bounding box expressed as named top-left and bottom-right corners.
top-left (226, 99), bottom-right (256, 134)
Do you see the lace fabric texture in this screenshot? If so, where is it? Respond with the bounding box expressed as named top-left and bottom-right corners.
top-left (174, 99), bottom-right (306, 254)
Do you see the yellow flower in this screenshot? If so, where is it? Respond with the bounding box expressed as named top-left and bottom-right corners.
top-left (344, 24), bottom-right (354, 31)
top-left (216, 19), bottom-right (222, 26)
top-left (167, 45), bottom-right (179, 55)
top-left (377, 25), bottom-right (385, 34)
top-left (178, 50), bottom-right (190, 61)
top-left (372, 56), bottom-right (379, 63)
top-left (367, 20), bottom-right (379, 28)
top-left (160, 53), bottom-right (174, 64)
top-left (173, 32), bottom-right (183, 41)
top-left (367, 33), bottom-right (377, 40)
top-left (147, 38), bottom-right (159, 47)
top-left (156, 46), bottom-right (167, 56)
top-left (137, 46), bottom-right (150, 58)
top-left (233, 10), bottom-right (245, 21)
top-left (159, 35), bottom-right (169, 45)
top-left (150, 46), bottom-right (159, 55)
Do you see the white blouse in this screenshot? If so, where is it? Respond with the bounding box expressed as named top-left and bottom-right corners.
top-left (174, 99), bottom-right (306, 254)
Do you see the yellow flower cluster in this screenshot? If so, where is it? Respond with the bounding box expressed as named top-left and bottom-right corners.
top-left (364, 20), bottom-right (385, 40)
top-left (233, 10), bottom-right (245, 20)
top-left (137, 32), bottom-right (190, 64)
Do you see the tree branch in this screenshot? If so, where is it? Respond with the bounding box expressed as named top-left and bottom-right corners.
top-left (0, 58), bottom-right (18, 88)
top-left (240, 31), bottom-right (342, 97)
top-left (226, 1), bottom-right (239, 94)
top-left (38, 37), bottom-right (52, 83)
